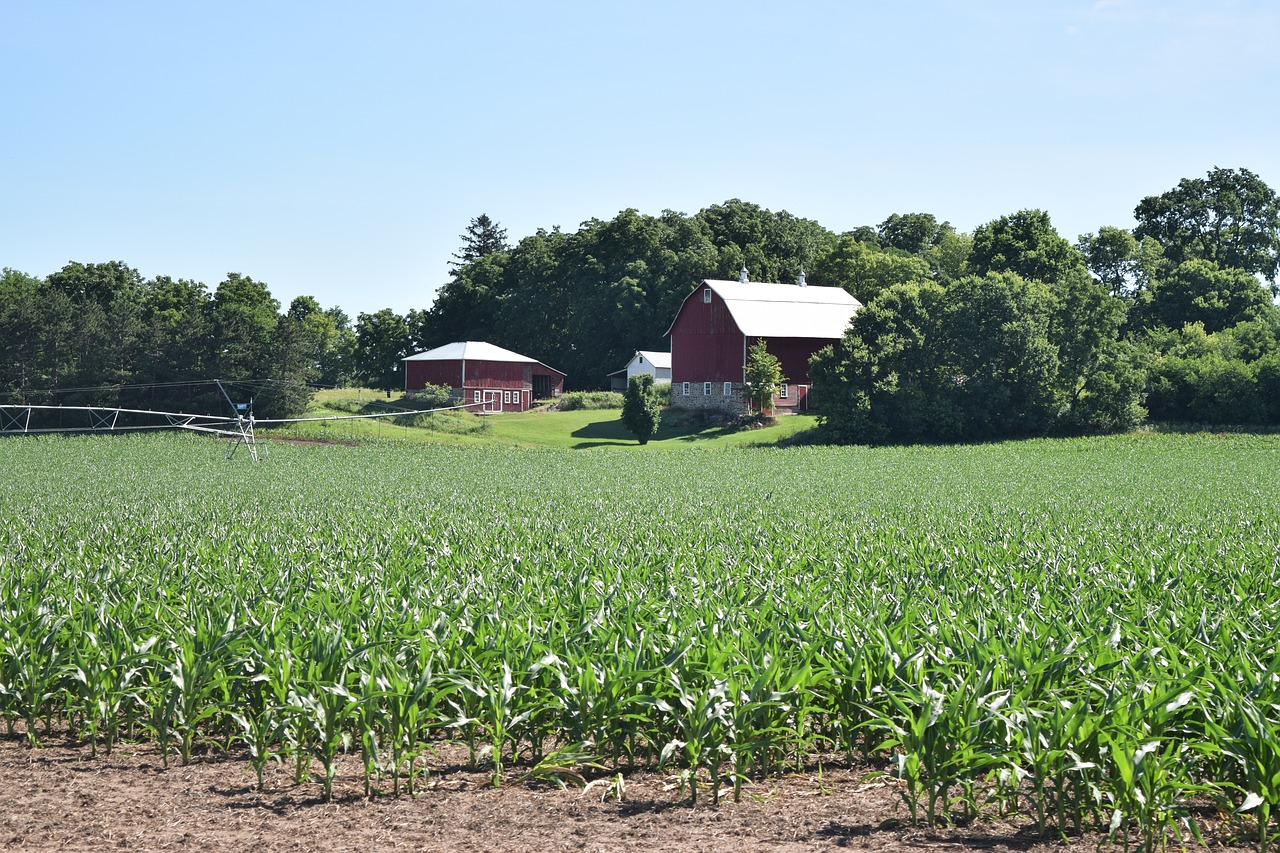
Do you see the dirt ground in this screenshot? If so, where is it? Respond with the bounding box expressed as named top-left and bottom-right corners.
top-left (0, 734), bottom-right (1237, 852)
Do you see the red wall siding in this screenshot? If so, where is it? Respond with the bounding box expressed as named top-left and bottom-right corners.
top-left (407, 360), bottom-right (463, 389)
top-left (670, 288), bottom-right (746, 382)
top-left (752, 336), bottom-right (831, 386)
top-left (409, 358), bottom-right (566, 412)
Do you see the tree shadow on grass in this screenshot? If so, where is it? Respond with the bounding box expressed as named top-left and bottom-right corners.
top-left (569, 418), bottom-right (743, 449)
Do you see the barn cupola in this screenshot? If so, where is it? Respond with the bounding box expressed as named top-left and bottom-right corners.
top-left (739, 264), bottom-right (749, 284)
top-left (798, 268), bottom-right (807, 287)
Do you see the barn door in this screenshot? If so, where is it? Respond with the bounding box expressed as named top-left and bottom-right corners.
top-left (483, 390), bottom-right (500, 413)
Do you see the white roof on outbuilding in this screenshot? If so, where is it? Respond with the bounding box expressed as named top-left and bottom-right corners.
top-left (403, 340), bottom-right (565, 374)
top-left (404, 341), bottom-right (537, 363)
top-left (635, 350), bottom-right (671, 369)
top-left (665, 280), bottom-right (861, 339)
top-left (608, 350), bottom-right (672, 377)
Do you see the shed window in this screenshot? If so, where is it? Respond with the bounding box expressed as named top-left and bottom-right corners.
top-left (779, 383), bottom-right (789, 399)
top-left (703, 382), bottom-right (711, 396)
top-left (473, 390), bottom-right (481, 403)
top-left (503, 391), bottom-right (511, 403)
top-left (702, 288), bottom-right (712, 303)
top-left (723, 382), bottom-right (732, 396)
top-left (681, 381), bottom-right (690, 396)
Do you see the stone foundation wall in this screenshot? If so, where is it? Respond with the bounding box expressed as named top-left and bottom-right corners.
top-left (668, 381), bottom-right (747, 415)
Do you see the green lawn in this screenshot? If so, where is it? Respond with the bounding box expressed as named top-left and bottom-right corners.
top-left (269, 388), bottom-right (819, 449)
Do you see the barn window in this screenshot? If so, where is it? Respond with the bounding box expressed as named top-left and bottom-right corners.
top-left (503, 391), bottom-right (511, 404)
top-left (473, 390), bottom-right (481, 403)
top-left (703, 382), bottom-right (711, 396)
top-left (723, 382), bottom-right (732, 396)
top-left (702, 288), bottom-right (712, 303)
top-left (779, 383), bottom-right (788, 399)
top-left (681, 382), bottom-right (689, 396)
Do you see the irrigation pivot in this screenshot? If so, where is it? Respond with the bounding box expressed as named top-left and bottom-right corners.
top-left (215, 380), bottom-right (263, 461)
top-left (1, 378), bottom-right (486, 459)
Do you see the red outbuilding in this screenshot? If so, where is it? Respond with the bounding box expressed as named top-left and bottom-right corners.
top-left (666, 270), bottom-right (861, 414)
top-left (403, 341), bottom-right (565, 413)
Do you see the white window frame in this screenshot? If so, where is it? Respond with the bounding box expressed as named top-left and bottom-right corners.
top-left (503, 390), bottom-right (511, 404)
top-left (702, 288), bottom-right (712, 303)
top-left (681, 381), bottom-right (690, 396)
top-left (779, 383), bottom-right (788, 399)
top-left (723, 382), bottom-right (732, 396)
top-left (473, 390), bottom-right (481, 403)
top-left (703, 382), bottom-right (711, 396)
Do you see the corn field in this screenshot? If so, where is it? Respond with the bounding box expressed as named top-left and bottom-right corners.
top-left (1, 432), bottom-right (1278, 849)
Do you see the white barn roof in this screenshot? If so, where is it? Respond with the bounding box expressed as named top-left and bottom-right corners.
top-left (636, 350), bottom-right (671, 369)
top-left (666, 280), bottom-right (861, 339)
top-left (404, 341), bottom-right (566, 374)
top-left (404, 341), bottom-right (537, 364)
top-left (608, 350), bottom-right (672, 378)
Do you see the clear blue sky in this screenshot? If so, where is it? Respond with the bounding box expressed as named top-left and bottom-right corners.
top-left (3, 1), bottom-right (1277, 318)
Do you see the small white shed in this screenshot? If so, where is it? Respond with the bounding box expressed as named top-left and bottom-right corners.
top-left (608, 350), bottom-right (672, 392)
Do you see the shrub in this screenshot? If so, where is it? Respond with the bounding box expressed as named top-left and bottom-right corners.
top-left (621, 375), bottom-right (662, 444)
top-left (557, 391), bottom-right (625, 410)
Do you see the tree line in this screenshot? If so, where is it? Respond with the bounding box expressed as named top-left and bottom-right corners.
top-left (3, 166), bottom-right (1278, 436)
top-left (0, 264), bottom-right (359, 417)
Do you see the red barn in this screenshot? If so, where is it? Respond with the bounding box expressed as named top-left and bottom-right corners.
top-left (666, 272), bottom-right (860, 414)
top-left (403, 341), bottom-right (565, 413)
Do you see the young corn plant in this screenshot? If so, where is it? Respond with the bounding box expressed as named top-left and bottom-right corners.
top-left (289, 629), bottom-right (365, 802)
top-left (67, 619), bottom-right (156, 757)
top-left (5, 605), bottom-right (67, 746)
top-left (647, 669), bottom-right (736, 805)
top-left (374, 642), bottom-right (445, 796)
top-left (162, 609), bottom-right (239, 765)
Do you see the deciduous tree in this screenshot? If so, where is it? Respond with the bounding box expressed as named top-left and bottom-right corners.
top-left (621, 373), bottom-right (661, 444)
top-left (1133, 166), bottom-right (1280, 288)
top-left (744, 339), bottom-right (785, 415)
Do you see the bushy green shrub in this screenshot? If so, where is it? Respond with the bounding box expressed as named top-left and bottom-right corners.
top-left (557, 391), bottom-right (625, 410)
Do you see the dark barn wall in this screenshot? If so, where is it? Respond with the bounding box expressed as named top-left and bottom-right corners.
top-left (670, 288), bottom-right (746, 383)
top-left (406, 360), bottom-right (463, 390)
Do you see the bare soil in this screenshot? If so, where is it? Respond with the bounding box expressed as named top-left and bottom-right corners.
top-left (0, 735), bottom-right (1234, 852)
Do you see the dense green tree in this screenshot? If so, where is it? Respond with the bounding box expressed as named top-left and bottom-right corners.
top-left (878, 213), bottom-right (942, 254)
top-left (968, 209), bottom-right (1086, 284)
top-left (46, 260), bottom-right (143, 304)
top-left (421, 251), bottom-right (508, 349)
top-left (621, 373), bottom-right (661, 444)
top-left (354, 308), bottom-right (410, 397)
top-left (1133, 166), bottom-right (1280, 288)
top-left (922, 225), bottom-right (972, 285)
top-left (450, 214), bottom-right (509, 271)
top-left (557, 209), bottom-right (718, 389)
top-left (0, 269), bottom-right (47, 399)
top-left (317, 307), bottom-right (357, 387)
top-left (809, 282), bottom-right (949, 443)
top-left (696, 199), bottom-right (836, 285)
top-left (943, 272), bottom-right (1062, 439)
top-left (210, 273), bottom-right (278, 381)
top-left (810, 236), bottom-right (930, 304)
top-left (1147, 259), bottom-right (1273, 334)
top-left (812, 270), bottom-right (1144, 443)
top-left (744, 339), bottom-right (785, 415)
top-left (1077, 226), bottom-right (1143, 298)
top-left (134, 276), bottom-right (214, 411)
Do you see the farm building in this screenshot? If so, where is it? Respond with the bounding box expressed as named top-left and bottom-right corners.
top-left (403, 341), bottom-right (565, 413)
top-left (666, 269), bottom-right (860, 414)
top-left (607, 350), bottom-right (672, 392)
